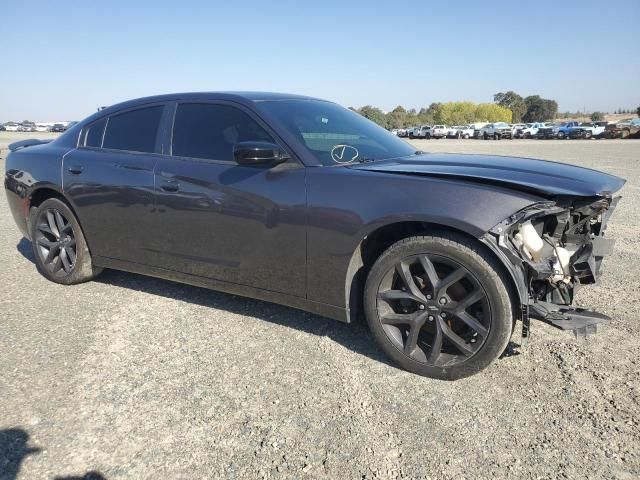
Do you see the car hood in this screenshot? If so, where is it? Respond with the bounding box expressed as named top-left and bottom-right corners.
top-left (347, 153), bottom-right (626, 197)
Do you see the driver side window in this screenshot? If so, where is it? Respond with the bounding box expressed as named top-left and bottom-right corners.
top-left (171, 103), bottom-right (274, 162)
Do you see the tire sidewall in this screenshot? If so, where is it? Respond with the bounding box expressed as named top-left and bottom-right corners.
top-left (364, 235), bottom-right (513, 380)
top-left (30, 198), bottom-right (98, 285)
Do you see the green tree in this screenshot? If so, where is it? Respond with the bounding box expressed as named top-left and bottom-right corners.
top-left (387, 106), bottom-right (408, 129)
top-left (523, 95), bottom-right (558, 122)
top-left (405, 108), bottom-right (418, 127)
top-left (637, 106), bottom-right (640, 116)
top-left (356, 105), bottom-right (388, 128)
top-left (590, 111), bottom-right (604, 122)
top-left (436, 102), bottom-right (478, 125)
top-left (493, 91), bottom-right (526, 123)
top-left (475, 103), bottom-right (513, 123)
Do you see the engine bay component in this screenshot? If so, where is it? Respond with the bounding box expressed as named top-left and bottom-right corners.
top-left (484, 195), bottom-right (620, 335)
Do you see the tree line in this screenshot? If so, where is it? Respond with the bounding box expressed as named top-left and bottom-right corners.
top-left (351, 91), bottom-right (561, 129)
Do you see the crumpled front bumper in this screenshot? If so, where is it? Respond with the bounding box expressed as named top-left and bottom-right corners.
top-left (480, 197), bottom-right (620, 336)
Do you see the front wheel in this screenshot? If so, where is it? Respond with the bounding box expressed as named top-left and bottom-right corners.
top-left (364, 234), bottom-right (514, 380)
top-left (30, 198), bottom-right (102, 285)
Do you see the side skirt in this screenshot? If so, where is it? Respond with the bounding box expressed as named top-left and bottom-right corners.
top-left (93, 256), bottom-right (349, 323)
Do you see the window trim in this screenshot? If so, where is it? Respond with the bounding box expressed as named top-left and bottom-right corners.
top-left (78, 102), bottom-right (168, 156)
top-left (167, 100), bottom-right (301, 166)
top-left (80, 117), bottom-right (108, 150)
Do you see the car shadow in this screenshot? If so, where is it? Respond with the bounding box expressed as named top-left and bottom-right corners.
top-left (95, 268), bottom-right (396, 368)
top-left (16, 238), bottom-right (520, 370)
top-left (0, 426), bottom-right (106, 480)
top-left (16, 238), bottom-right (395, 370)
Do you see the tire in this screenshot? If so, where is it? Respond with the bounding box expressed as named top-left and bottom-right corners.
top-left (621, 129), bottom-right (630, 139)
top-left (30, 198), bottom-right (102, 285)
top-left (585, 132), bottom-right (592, 139)
top-left (363, 233), bottom-right (514, 380)
top-left (483, 133), bottom-right (488, 140)
top-left (493, 133), bottom-right (500, 140)
top-left (557, 131), bottom-right (565, 139)
top-left (463, 134), bottom-right (470, 139)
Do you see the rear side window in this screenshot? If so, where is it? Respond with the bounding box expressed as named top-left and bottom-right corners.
top-left (83, 118), bottom-right (107, 148)
top-left (172, 103), bottom-right (274, 161)
top-left (103, 106), bottom-right (164, 153)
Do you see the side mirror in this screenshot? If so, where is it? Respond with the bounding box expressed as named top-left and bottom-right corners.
top-left (233, 141), bottom-right (290, 166)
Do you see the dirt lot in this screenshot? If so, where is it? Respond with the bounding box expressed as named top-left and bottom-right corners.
top-left (1, 133), bottom-right (639, 479)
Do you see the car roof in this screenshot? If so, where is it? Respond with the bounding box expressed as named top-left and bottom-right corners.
top-left (103, 91), bottom-right (324, 112)
top-left (73, 91), bottom-right (328, 128)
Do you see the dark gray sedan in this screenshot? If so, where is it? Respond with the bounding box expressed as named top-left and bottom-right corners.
top-left (4, 92), bottom-right (625, 379)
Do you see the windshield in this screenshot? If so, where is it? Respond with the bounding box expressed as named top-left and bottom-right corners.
top-left (257, 99), bottom-right (416, 166)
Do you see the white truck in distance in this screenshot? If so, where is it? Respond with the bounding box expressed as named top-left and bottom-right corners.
top-left (518, 122), bottom-right (546, 138)
top-left (430, 125), bottom-right (448, 139)
top-left (481, 122), bottom-right (512, 139)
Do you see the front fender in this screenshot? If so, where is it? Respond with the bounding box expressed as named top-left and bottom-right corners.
top-left (306, 167), bottom-right (544, 309)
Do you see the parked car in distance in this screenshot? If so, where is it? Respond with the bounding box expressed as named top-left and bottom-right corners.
top-left (49, 124), bottom-right (67, 133)
top-left (482, 122), bottom-right (512, 140)
top-left (568, 122), bottom-right (607, 140)
top-left (4, 92), bottom-right (625, 380)
top-left (511, 124), bottom-right (526, 138)
top-left (456, 125), bottom-right (475, 139)
top-left (35, 124), bottom-right (50, 132)
top-left (517, 122), bottom-right (546, 139)
top-left (606, 118), bottom-right (640, 139)
top-left (430, 125), bottom-right (448, 139)
top-left (552, 121), bottom-right (581, 139)
top-left (536, 123), bottom-right (558, 139)
top-left (3, 122), bottom-right (21, 132)
top-left (407, 126), bottom-right (419, 138)
top-left (411, 125), bottom-right (432, 139)
top-left (447, 126), bottom-right (462, 138)
top-left (397, 128), bottom-right (408, 138)
top-left (20, 123), bottom-right (36, 132)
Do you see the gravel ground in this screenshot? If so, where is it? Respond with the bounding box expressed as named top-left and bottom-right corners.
top-left (1, 134), bottom-right (639, 480)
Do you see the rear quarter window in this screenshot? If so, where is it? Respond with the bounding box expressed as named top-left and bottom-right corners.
top-left (83, 118), bottom-right (107, 148)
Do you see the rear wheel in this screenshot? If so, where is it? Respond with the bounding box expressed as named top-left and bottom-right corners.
top-left (364, 234), bottom-right (513, 380)
top-left (30, 198), bottom-right (102, 285)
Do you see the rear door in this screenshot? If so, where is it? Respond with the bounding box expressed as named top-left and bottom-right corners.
top-left (150, 101), bottom-right (307, 297)
top-left (63, 104), bottom-right (168, 265)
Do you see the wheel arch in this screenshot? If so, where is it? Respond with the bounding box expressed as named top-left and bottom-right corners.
top-left (26, 187), bottom-right (95, 256)
top-left (344, 220), bottom-right (523, 323)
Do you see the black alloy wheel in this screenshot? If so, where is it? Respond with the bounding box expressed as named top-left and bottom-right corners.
top-left (376, 253), bottom-right (490, 366)
top-left (364, 234), bottom-right (513, 380)
top-left (35, 207), bottom-right (77, 276)
top-left (30, 198), bottom-right (102, 284)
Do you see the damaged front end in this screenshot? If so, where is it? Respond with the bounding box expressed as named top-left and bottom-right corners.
top-left (482, 195), bottom-right (621, 337)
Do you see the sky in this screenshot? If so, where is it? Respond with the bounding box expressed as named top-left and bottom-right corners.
top-left (1, 0), bottom-right (639, 121)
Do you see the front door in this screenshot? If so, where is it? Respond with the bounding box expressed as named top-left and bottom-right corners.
top-left (151, 102), bottom-right (307, 297)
